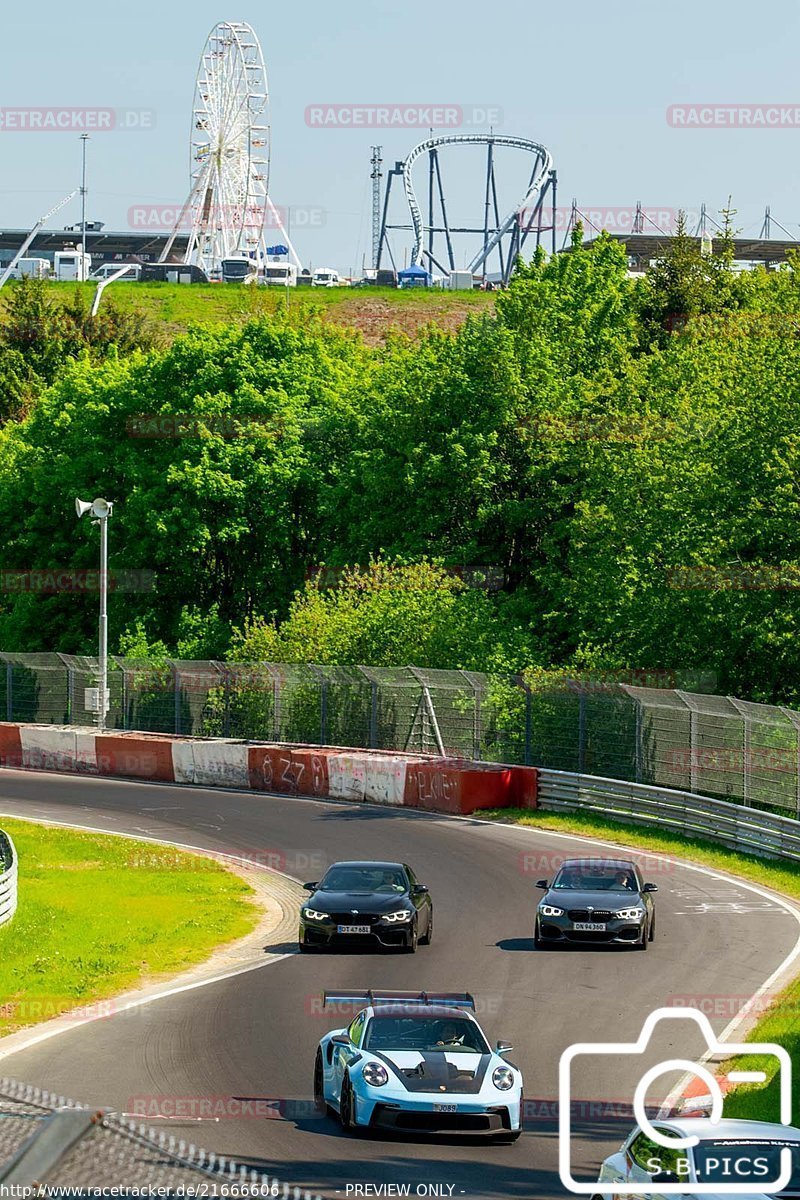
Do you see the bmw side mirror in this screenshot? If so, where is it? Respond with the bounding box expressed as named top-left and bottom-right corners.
top-left (535, 879), bottom-right (549, 890)
top-left (496, 1040), bottom-right (514, 1055)
top-left (413, 884), bottom-right (429, 895)
top-left (303, 882), bottom-right (319, 892)
top-left (643, 882), bottom-right (658, 893)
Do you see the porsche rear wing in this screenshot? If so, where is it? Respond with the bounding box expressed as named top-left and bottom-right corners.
top-left (323, 990), bottom-right (476, 1011)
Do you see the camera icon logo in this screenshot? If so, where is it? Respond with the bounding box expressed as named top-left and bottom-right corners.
top-left (559, 1007), bottom-right (792, 1194)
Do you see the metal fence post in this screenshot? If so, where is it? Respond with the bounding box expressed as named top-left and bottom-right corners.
top-left (320, 678), bottom-right (329, 745)
top-left (689, 707), bottom-right (698, 793)
top-left (5, 662), bottom-right (12, 722)
top-left (121, 664), bottom-right (128, 731)
top-left (369, 681), bottom-right (379, 749)
top-left (173, 664), bottom-right (181, 736)
top-left (634, 697), bottom-right (643, 783)
top-left (523, 679), bottom-right (532, 766)
top-left (66, 667), bottom-right (74, 725)
top-left (578, 690), bottom-right (587, 773)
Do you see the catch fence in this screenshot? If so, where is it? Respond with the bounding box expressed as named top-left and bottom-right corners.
top-left (3, 653), bottom-right (800, 816)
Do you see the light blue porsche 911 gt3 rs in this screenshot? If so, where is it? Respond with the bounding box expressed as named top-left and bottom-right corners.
top-left (313, 990), bottom-right (523, 1142)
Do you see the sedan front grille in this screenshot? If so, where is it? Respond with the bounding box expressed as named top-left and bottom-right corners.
top-left (567, 909), bottom-right (613, 922)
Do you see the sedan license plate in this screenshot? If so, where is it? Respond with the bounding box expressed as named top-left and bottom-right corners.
top-left (337, 924), bottom-right (371, 934)
top-left (574, 921), bottom-right (606, 932)
top-left (434, 1104), bottom-right (457, 1113)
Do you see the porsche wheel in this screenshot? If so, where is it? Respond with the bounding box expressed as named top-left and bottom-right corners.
top-left (339, 1073), bottom-right (360, 1133)
top-left (313, 1049), bottom-right (326, 1114)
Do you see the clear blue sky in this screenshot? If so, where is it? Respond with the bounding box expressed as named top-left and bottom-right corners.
top-left (3, 0), bottom-right (800, 272)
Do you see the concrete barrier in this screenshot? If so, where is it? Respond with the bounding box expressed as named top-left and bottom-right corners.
top-left (0, 722), bottom-right (538, 818)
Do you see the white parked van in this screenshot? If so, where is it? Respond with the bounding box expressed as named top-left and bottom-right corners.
top-left (54, 249), bottom-right (92, 281)
top-left (89, 262), bottom-right (141, 282)
top-left (262, 263), bottom-right (298, 287)
top-left (13, 258), bottom-right (51, 280)
top-left (312, 268), bottom-right (340, 288)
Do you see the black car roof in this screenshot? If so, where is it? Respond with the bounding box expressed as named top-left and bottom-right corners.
top-left (326, 860), bottom-right (406, 870)
top-left (558, 857), bottom-right (638, 869)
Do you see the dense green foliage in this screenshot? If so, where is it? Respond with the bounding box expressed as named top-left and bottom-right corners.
top-left (2, 230), bottom-right (800, 702)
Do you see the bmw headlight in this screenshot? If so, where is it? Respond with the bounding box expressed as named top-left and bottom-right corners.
top-left (615, 907), bottom-right (644, 921)
top-left (492, 1066), bottom-right (515, 1092)
top-left (302, 908), bottom-right (329, 921)
top-left (383, 909), bottom-right (413, 922)
top-left (540, 905), bottom-right (564, 917)
top-left (362, 1062), bottom-right (389, 1087)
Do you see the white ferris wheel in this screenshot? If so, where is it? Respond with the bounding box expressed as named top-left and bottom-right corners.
top-left (161, 21), bottom-right (297, 275)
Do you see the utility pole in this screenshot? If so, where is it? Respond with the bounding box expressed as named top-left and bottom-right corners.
top-left (370, 146), bottom-right (383, 270)
top-left (80, 134), bottom-right (89, 281)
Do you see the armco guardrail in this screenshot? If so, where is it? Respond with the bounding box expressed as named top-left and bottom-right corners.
top-left (0, 829), bottom-right (17, 927)
top-left (537, 768), bottom-right (800, 865)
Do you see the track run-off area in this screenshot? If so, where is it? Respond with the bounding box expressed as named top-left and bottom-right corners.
top-left (0, 768), bottom-right (797, 1199)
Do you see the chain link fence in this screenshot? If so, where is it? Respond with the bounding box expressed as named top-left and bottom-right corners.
top-left (3, 653), bottom-right (800, 815)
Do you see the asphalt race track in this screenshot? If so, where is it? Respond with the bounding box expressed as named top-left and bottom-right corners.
top-left (0, 769), bottom-right (797, 1199)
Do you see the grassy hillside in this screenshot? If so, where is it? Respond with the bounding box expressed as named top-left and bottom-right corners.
top-left (40, 281), bottom-right (495, 343)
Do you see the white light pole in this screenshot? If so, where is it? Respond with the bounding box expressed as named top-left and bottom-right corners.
top-left (79, 134), bottom-right (89, 281)
top-left (75, 497), bottom-right (113, 729)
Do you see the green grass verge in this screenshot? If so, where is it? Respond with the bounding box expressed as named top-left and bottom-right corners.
top-left (0, 817), bottom-right (259, 1036)
top-left (33, 281), bottom-right (494, 340)
top-left (483, 806), bottom-right (800, 1122)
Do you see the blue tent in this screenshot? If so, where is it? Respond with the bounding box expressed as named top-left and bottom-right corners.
top-left (397, 264), bottom-right (431, 288)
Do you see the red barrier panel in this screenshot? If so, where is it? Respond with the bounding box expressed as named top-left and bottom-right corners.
top-left (404, 761), bottom-right (513, 815)
top-left (95, 734), bottom-right (176, 782)
top-left (508, 766), bottom-right (538, 809)
top-left (291, 748), bottom-right (331, 798)
top-left (248, 745), bottom-right (297, 794)
top-left (0, 723), bottom-right (22, 769)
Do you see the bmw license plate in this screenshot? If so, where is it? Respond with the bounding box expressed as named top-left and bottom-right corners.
top-left (434, 1104), bottom-right (457, 1112)
top-left (337, 924), bottom-right (370, 934)
top-left (574, 921), bottom-right (606, 932)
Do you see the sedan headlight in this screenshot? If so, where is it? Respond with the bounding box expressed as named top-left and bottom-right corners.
top-left (615, 907), bottom-right (644, 921)
top-left (540, 904), bottom-right (564, 917)
top-left (492, 1066), bottom-right (515, 1091)
top-left (383, 909), bottom-right (413, 922)
top-left (302, 908), bottom-right (329, 921)
top-left (362, 1062), bottom-right (389, 1087)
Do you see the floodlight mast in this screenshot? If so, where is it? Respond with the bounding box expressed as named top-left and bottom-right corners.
top-left (75, 497), bottom-right (113, 730)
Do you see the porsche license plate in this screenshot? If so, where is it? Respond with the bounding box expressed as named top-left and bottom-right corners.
top-left (434, 1104), bottom-right (457, 1112)
top-left (337, 924), bottom-right (371, 934)
top-left (574, 921), bottom-right (606, 932)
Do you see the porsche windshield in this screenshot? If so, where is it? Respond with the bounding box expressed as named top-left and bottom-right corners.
top-left (320, 866), bottom-right (407, 893)
top-left (364, 1016), bottom-right (488, 1054)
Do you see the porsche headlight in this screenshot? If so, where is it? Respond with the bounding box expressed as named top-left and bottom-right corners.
top-left (615, 907), bottom-right (644, 921)
top-left (302, 908), bottom-right (329, 921)
top-left (383, 909), bottom-right (413, 922)
top-left (362, 1062), bottom-right (389, 1087)
top-left (540, 905), bottom-right (564, 917)
top-left (492, 1066), bottom-right (515, 1091)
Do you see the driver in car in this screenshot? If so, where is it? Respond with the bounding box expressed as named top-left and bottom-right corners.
top-left (435, 1021), bottom-right (466, 1047)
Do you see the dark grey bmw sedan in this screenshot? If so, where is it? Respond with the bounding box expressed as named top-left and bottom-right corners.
top-left (534, 857), bottom-right (657, 950)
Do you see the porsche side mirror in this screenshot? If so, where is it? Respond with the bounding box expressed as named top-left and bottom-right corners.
top-left (331, 1033), bottom-right (350, 1046)
top-left (496, 1040), bottom-right (514, 1055)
